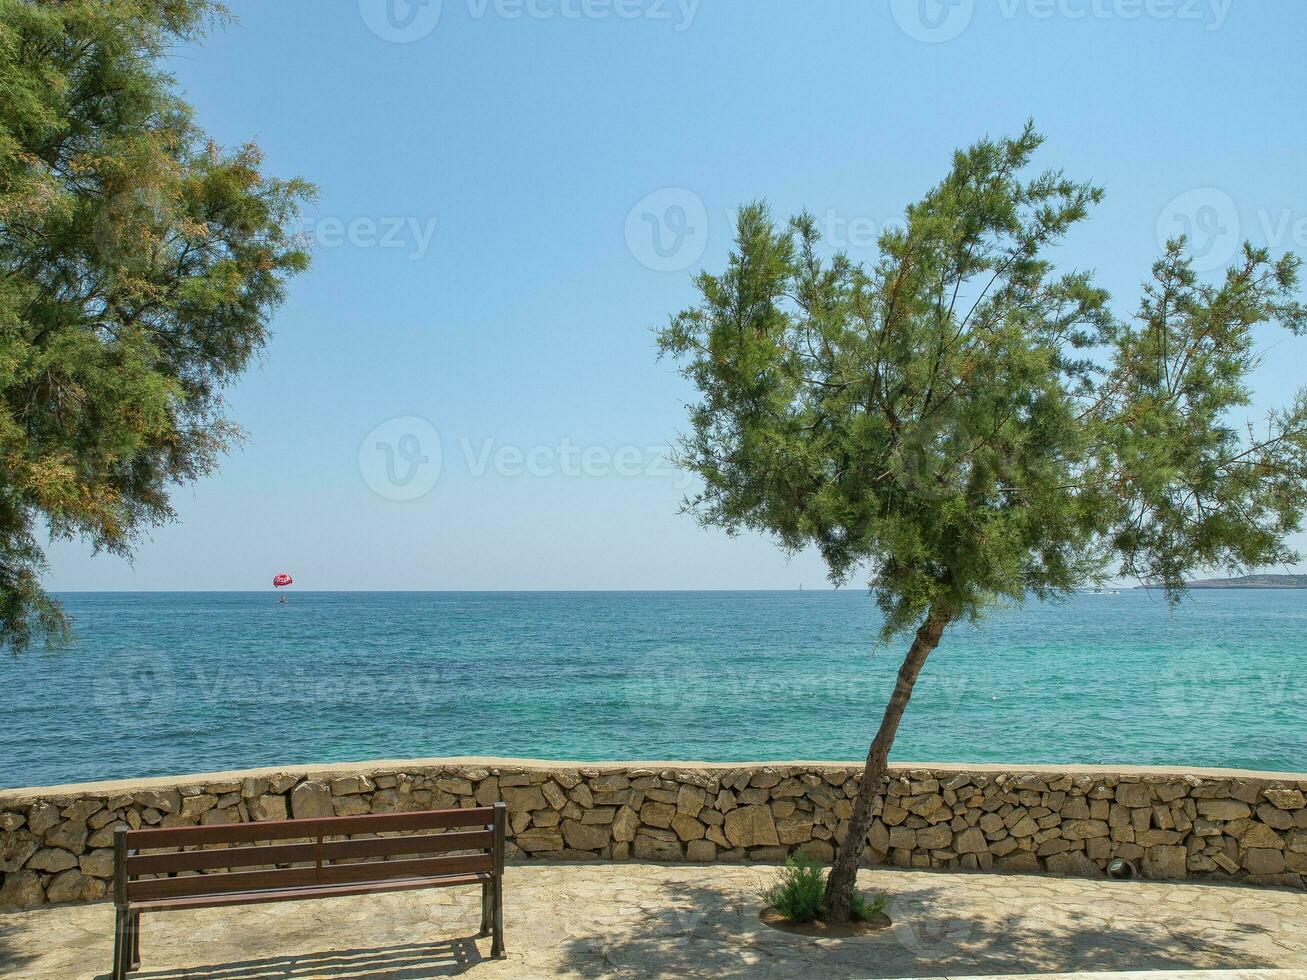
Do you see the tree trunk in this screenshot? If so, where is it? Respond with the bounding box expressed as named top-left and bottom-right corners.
top-left (822, 605), bottom-right (951, 921)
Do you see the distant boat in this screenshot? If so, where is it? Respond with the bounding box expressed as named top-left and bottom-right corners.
top-left (1082, 587), bottom-right (1120, 595)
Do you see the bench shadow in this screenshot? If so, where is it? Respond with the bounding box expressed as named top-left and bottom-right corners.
top-left (90, 937), bottom-right (485, 980)
top-left (554, 867), bottom-right (1294, 979)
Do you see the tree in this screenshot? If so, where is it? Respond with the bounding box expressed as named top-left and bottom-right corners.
top-left (657, 123), bottom-right (1307, 919)
top-left (1, 0), bottom-right (312, 650)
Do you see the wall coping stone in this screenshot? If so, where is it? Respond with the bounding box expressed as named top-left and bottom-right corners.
top-left (6, 756), bottom-right (1307, 802)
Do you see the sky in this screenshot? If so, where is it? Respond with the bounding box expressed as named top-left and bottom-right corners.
top-left (45, 0), bottom-right (1307, 591)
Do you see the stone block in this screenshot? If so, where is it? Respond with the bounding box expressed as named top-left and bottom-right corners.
top-left (435, 777), bottom-right (474, 796)
top-left (633, 834), bottom-right (683, 861)
top-left (561, 820), bottom-right (610, 851)
top-left (1061, 819), bottom-right (1109, 840)
top-left (686, 839), bottom-right (716, 862)
top-left (515, 829), bottom-right (564, 852)
top-left (332, 796), bottom-right (369, 817)
top-left (134, 790), bottom-right (181, 814)
top-left (723, 805), bottom-right (778, 848)
top-left (612, 806), bottom-right (639, 842)
top-left (46, 869), bottom-right (105, 904)
top-left (44, 821), bottom-right (87, 853)
top-left (1, 833), bottom-right (39, 873)
top-left (27, 847), bottom-right (78, 873)
top-left (501, 786), bottom-right (547, 812)
top-left (1143, 845), bottom-right (1188, 879)
top-left (329, 776), bottom-right (374, 797)
top-left (995, 851), bottom-right (1041, 872)
top-left (774, 815), bottom-right (813, 845)
top-left (676, 785), bottom-right (706, 817)
top-left (1257, 805), bottom-right (1294, 830)
top-left (1046, 850), bottom-right (1101, 877)
top-left (28, 803), bottom-right (61, 836)
top-left (1263, 788), bottom-right (1305, 810)
top-left (0, 870), bottom-right (44, 908)
top-left (1240, 824), bottom-right (1284, 849)
top-left (671, 814), bottom-right (706, 842)
top-left (248, 795), bottom-right (287, 822)
top-left (955, 827), bottom-right (988, 854)
top-left (79, 849), bottom-right (115, 878)
top-left (1242, 848), bottom-right (1286, 875)
top-left (290, 781), bottom-right (333, 819)
top-left (1198, 799), bottom-right (1252, 821)
top-left (475, 777), bottom-right (500, 806)
top-left (640, 802), bottom-right (675, 829)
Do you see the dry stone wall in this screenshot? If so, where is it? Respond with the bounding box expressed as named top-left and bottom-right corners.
top-left (2, 759), bottom-right (1305, 908)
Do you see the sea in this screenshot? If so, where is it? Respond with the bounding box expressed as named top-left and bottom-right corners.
top-left (1, 590), bottom-right (1303, 789)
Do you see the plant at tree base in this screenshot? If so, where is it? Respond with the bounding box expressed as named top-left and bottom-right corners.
top-left (760, 854), bottom-right (886, 923)
top-left (0, 0), bottom-right (313, 650)
top-left (656, 123), bottom-right (1307, 920)
top-left (760, 854), bottom-right (826, 922)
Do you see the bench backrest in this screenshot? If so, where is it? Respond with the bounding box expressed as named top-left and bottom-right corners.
top-left (114, 803), bottom-right (506, 906)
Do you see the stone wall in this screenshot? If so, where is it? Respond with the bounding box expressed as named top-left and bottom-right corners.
top-left (2, 758), bottom-right (1305, 908)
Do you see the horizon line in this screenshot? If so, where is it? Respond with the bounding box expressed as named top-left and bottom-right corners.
top-left (48, 587), bottom-right (853, 593)
top-left (43, 585), bottom-right (1158, 594)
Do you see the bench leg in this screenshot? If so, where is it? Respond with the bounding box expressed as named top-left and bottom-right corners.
top-left (130, 911), bottom-right (141, 971)
top-left (491, 878), bottom-right (505, 959)
top-left (479, 880), bottom-right (491, 936)
top-left (111, 908), bottom-right (129, 980)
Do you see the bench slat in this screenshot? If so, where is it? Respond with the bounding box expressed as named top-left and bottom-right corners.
top-left (128, 872), bottom-right (490, 913)
top-left (124, 806), bottom-right (496, 849)
top-left (126, 828), bottom-right (494, 876)
top-left (128, 852), bottom-right (494, 902)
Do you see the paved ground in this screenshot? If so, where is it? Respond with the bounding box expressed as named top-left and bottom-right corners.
top-left (2, 863), bottom-right (1306, 979)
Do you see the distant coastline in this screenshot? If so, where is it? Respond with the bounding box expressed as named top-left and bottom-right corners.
top-left (1136, 573), bottom-right (1307, 590)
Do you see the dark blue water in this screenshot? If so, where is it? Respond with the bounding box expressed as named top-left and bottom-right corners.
top-left (1, 590), bottom-right (1304, 788)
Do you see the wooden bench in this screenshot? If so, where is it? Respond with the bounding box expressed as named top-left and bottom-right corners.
top-left (111, 801), bottom-right (506, 979)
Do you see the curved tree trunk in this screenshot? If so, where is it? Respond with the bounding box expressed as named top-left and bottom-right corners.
top-left (822, 605), bottom-right (951, 921)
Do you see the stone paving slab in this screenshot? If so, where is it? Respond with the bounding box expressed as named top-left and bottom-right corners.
top-left (2, 863), bottom-right (1306, 978)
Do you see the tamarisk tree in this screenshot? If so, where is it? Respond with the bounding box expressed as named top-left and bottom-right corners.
top-left (657, 124), bottom-right (1307, 919)
top-left (0, 0), bottom-right (312, 649)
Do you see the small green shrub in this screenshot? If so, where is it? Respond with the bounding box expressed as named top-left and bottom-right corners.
top-left (759, 855), bottom-right (826, 923)
top-left (850, 891), bottom-right (887, 922)
top-left (761, 856), bottom-right (890, 925)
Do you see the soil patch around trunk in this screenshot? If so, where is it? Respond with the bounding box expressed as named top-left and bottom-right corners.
top-left (758, 906), bottom-right (893, 938)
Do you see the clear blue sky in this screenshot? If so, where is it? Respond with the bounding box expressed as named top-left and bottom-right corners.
top-left (46, 0), bottom-right (1307, 591)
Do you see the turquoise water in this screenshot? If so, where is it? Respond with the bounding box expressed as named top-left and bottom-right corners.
top-left (1, 590), bottom-right (1303, 788)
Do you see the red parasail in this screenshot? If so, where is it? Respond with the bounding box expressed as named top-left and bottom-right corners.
top-left (272, 573), bottom-right (293, 588)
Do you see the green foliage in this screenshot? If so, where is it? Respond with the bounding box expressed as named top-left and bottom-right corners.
top-left (759, 855), bottom-right (826, 922)
top-left (658, 122), bottom-right (1307, 638)
top-left (0, 0), bottom-right (313, 650)
top-left (760, 855), bottom-right (886, 923)
top-left (849, 890), bottom-right (886, 922)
